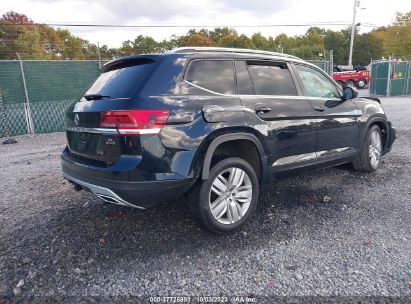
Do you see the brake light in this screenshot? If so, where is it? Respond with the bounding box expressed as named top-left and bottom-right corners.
top-left (99, 110), bottom-right (169, 135)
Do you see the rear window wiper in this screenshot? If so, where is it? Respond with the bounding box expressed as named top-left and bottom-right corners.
top-left (84, 94), bottom-right (111, 101)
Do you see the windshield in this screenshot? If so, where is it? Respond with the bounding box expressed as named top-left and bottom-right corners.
top-left (84, 60), bottom-right (155, 99)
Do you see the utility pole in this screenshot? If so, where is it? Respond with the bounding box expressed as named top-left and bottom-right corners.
top-left (348, 0), bottom-right (360, 69)
top-left (97, 42), bottom-right (102, 69)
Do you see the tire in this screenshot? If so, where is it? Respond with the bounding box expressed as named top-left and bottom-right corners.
top-left (346, 80), bottom-right (356, 88)
top-left (336, 80), bottom-right (344, 88)
top-left (353, 125), bottom-right (383, 173)
top-left (188, 157), bottom-right (259, 234)
top-left (356, 78), bottom-right (367, 89)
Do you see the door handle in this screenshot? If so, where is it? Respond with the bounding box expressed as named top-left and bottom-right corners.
top-left (314, 106), bottom-right (325, 112)
top-left (255, 107), bottom-right (271, 114)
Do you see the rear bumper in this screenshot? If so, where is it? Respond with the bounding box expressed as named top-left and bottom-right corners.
top-left (384, 121), bottom-right (396, 154)
top-left (61, 151), bottom-right (194, 208)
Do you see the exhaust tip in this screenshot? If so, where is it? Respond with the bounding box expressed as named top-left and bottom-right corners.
top-left (97, 194), bottom-right (126, 206)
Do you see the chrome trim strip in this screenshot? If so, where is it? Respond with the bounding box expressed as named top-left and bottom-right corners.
top-left (63, 172), bottom-right (145, 210)
top-left (272, 147), bottom-right (353, 167)
top-left (184, 81), bottom-right (351, 103)
top-left (170, 47), bottom-right (301, 60)
top-left (67, 127), bottom-right (118, 135)
top-left (316, 147), bottom-right (351, 157)
top-left (66, 127), bottom-right (163, 135)
top-left (118, 128), bottom-right (162, 135)
top-left (273, 152), bottom-right (317, 167)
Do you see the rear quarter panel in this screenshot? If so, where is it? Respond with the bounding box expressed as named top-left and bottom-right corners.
top-left (138, 55), bottom-right (250, 179)
top-left (354, 97), bottom-right (388, 144)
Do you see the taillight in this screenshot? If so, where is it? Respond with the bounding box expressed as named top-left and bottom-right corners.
top-left (99, 110), bottom-right (169, 135)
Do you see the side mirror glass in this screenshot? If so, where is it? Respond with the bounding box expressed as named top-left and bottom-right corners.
top-left (342, 86), bottom-right (358, 101)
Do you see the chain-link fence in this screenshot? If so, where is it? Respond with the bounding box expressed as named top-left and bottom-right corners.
top-left (308, 60), bottom-right (332, 75)
top-left (0, 60), bottom-right (104, 137)
top-left (0, 57), bottom-right (332, 138)
top-left (370, 58), bottom-right (411, 97)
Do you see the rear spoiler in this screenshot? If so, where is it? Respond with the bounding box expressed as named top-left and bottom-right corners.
top-left (101, 57), bottom-right (155, 73)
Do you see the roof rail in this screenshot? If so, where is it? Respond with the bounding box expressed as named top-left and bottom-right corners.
top-left (169, 47), bottom-right (301, 60)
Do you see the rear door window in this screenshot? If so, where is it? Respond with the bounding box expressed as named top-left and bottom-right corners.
top-left (186, 60), bottom-right (235, 94)
top-left (246, 61), bottom-right (298, 96)
top-left (84, 59), bottom-right (155, 99)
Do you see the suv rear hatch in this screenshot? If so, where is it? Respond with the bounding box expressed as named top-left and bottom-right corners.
top-left (65, 57), bottom-right (157, 165)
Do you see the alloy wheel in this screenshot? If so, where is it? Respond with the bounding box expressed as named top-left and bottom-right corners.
top-left (208, 167), bottom-right (252, 225)
top-left (369, 130), bottom-right (382, 169)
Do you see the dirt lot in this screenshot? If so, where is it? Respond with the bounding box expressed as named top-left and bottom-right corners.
top-left (0, 97), bottom-right (410, 303)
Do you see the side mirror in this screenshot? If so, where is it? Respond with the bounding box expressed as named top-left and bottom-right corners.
top-left (342, 86), bottom-right (358, 101)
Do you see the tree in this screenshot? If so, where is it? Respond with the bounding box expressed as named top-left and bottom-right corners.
top-left (14, 28), bottom-right (44, 59)
top-left (393, 12), bottom-right (411, 27)
top-left (299, 30), bottom-right (324, 49)
top-left (251, 32), bottom-right (269, 50)
top-left (184, 33), bottom-right (214, 46)
top-left (306, 27), bottom-right (326, 38)
top-left (218, 33), bottom-right (255, 49)
top-left (273, 33), bottom-right (296, 52)
top-left (119, 40), bottom-right (134, 56)
top-left (353, 33), bottom-right (383, 65)
top-left (38, 25), bottom-right (64, 58)
top-left (132, 35), bottom-right (159, 53)
top-left (209, 28), bottom-right (235, 44)
top-left (0, 11), bottom-right (37, 59)
top-left (57, 29), bottom-right (87, 59)
top-left (2, 11), bottom-right (33, 25)
top-left (0, 10), bottom-right (405, 62)
top-left (324, 30), bottom-right (346, 64)
top-left (370, 12), bottom-right (411, 59)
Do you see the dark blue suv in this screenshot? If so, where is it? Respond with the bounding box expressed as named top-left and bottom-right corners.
top-left (62, 47), bottom-right (396, 234)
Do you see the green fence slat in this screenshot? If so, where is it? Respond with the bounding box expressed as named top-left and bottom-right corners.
top-left (306, 60), bottom-right (330, 74)
top-left (1, 104), bottom-right (28, 137)
top-left (31, 100), bottom-right (75, 133)
top-left (0, 60), bottom-right (103, 138)
top-left (0, 58), bottom-right (334, 138)
top-left (371, 60), bottom-right (411, 97)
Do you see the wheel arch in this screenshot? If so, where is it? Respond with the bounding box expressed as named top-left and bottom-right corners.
top-left (362, 115), bottom-right (389, 151)
top-left (200, 132), bottom-right (268, 184)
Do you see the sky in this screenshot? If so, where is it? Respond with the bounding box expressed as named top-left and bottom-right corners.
top-left (1, 0), bottom-right (410, 47)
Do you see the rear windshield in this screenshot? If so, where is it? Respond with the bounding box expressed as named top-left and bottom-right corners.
top-left (84, 60), bottom-right (155, 99)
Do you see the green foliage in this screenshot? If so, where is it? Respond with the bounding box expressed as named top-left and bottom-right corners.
top-left (218, 33), bottom-right (255, 49)
top-left (372, 12), bottom-right (411, 59)
top-left (0, 10), bottom-right (410, 63)
top-left (251, 32), bottom-right (269, 50)
top-left (353, 33), bottom-right (384, 65)
top-left (324, 30), bottom-right (346, 64)
top-left (184, 33), bottom-right (214, 47)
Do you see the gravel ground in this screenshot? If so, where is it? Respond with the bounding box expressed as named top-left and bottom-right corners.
top-left (0, 96), bottom-right (410, 303)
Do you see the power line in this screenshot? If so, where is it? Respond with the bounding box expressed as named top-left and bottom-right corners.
top-left (1, 22), bottom-right (377, 28)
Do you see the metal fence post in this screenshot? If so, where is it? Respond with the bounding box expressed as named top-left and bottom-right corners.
top-left (404, 61), bottom-right (411, 95)
top-left (0, 90), bottom-right (10, 137)
top-left (329, 50), bottom-right (334, 76)
top-left (371, 60), bottom-right (378, 96)
top-left (97, 42), bottom-right (102, 69)
top-left (386, 56), bottom-right (392, 97)
top-left (16, 53), bottom-right (35, 134)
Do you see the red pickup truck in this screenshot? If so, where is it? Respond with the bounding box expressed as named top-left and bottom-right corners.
top-left (332, 66), bottom-right (370, 89)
